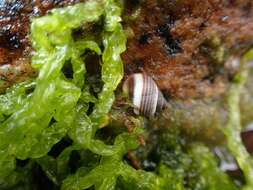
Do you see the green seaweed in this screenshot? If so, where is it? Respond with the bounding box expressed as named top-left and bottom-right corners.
top-left (223, 49), bottom-right (253, 190)
top-left (0, 0), bottom-right (126, 185)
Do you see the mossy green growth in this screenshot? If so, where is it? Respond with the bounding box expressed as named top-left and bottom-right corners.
top-left (137, 127), bottom-right (239, 190)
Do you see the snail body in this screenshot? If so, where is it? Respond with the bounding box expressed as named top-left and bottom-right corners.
top-left (123, 73), bottom-right (168, 117)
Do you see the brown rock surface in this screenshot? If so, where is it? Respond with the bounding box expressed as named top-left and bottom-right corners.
top-left (123, 0), bottom-right (253, 99)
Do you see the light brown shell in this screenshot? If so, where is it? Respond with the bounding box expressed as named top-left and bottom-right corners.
top-left (123, 73), bottom-right (168, 117)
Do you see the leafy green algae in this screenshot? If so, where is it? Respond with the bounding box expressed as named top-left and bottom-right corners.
top-left (0, 0), bottom-right (127, 187)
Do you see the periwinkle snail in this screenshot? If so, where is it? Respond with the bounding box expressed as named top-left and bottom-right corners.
top-left (123, 73), bottom-right (168, 117)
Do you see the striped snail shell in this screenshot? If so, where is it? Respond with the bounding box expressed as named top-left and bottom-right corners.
top-left (123, 73), bottom-right (168, 117)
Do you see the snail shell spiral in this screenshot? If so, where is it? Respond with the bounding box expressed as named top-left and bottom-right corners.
top-left (123, 73), bottom-right (168, 117)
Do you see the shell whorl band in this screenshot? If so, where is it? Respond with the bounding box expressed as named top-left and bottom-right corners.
top-left (123, 73), bottom-right (168, 117)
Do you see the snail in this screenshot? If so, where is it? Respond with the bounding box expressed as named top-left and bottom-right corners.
top-left (123, 73), bottom-right (168, 117)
